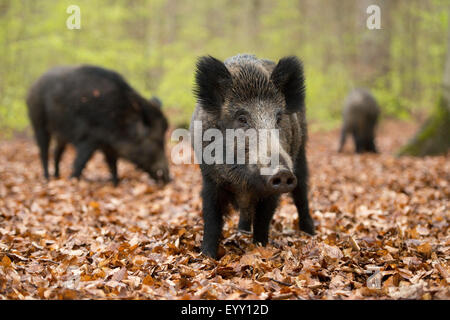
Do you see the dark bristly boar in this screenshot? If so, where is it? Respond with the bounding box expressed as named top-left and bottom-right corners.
top-left (27, 65), bottom-right (171, 185)
top-left (190, 54), bottom-right (314, 259)
top-left (338, 88), bottom-right (380, 153)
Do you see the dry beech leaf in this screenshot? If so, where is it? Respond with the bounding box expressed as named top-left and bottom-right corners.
top-left (0, 121), bottom-right (448, 300)
top-left (417, 242), bottom-right (432, 258)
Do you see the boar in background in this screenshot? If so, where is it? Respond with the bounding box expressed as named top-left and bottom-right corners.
top-left (338, 88), bottom-right (380, 153)
top-left (27, 65), bottom-right (171, 185)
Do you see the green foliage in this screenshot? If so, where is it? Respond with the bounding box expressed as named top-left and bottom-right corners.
top-left (0, 0), bottom-right (448, 133)
top-left (306, 64), bottom-right (352, 121)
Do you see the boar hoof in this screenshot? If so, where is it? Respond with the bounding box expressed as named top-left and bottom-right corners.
top-left (237, 220), bottom-right (251, 234)
top-left (201, 245), bottom-right (218, 260)
top-left (238, 229), bottom-right (252, 235)
top-left (299, 218), bottom-right (315, 235)
top-left (112, 178), bottom-right (120, 187)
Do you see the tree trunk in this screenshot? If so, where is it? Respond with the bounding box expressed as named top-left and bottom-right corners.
top-left (398, 17), bottom-right (450, 156)
top-left (356, 0), bottom-right (392, 85)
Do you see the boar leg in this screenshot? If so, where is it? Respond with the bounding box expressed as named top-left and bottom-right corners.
top-left (367, 140), bottom-right (377, 153)
top-left (352, 130), bottom-right (363, 153)
top-left (201, 175), bottom-right (229, 258)
top-left (103, 148), bottom-right (119, 186)
top-left (365, 132), bottom-right (377, 153)
top-left (237, 195), bottom-right (254, 233)
top-left (238, 210), bottom-right (252, 233)
top-left (253, 195), bottom-right (278, 245)
top-left (292, 148), bottom-right (315, 235)
top-left (338, 127), bottom-right (347, 153)
top-left (53, 140), bottom-right (66, 178)
top-left (70, 142), bottom-right (96, 179)
top-left (34, 127), bottom-right (50, 180)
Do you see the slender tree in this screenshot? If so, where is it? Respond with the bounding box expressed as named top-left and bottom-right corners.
top-left (356, 0), bottom-right (392, 85)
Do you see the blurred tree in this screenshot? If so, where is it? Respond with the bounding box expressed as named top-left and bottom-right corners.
top-left (0, 0), bottom-right (448, 133)
top-left (398, 18), bottom-right (450, 156)
top-left (356, 0), bottom-right (392, 85)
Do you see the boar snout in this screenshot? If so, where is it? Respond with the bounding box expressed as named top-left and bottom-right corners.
top-left (267, 168), bottom-right (297, 193)
top-left (152, 165), bottom-right (171, 185)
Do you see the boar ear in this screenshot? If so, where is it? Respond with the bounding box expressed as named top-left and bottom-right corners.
top-left (194, 56), bottom-right (232, 114)
top-left (149, 96), bottom-right (162, 109)
top-left (270, 56), bottom-right (305, 113)
top-left (141, 103), bottom-right (166, 128)
top-left (128, 91), bottom-right (156, 126)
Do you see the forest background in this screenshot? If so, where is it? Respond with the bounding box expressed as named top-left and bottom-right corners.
top-left (0, 0), bottom-right (448, 133)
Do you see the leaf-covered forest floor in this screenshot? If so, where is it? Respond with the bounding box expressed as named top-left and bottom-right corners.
top-left (0, 120), bottom-right (448, 300)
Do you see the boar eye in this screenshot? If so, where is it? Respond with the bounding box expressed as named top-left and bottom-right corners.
top-left (238, 115), bottom-right (248, 125)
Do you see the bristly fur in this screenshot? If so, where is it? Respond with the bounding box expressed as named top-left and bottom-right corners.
top-left (195, 55), bottom-right (305, 114)
top-left (230, 63), bottom-right (279, 102)
top-left (194, 56), bottom-right (232, 114)
top-left (270, 56), bottom-right (305, 113)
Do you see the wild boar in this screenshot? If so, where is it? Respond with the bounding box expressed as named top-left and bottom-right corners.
top-left (190, 54), bottom-right (314, 258)
top-left (27, 65), bottom-right (170, 185)
top-left (338, 88), bottom-right (380, 153)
